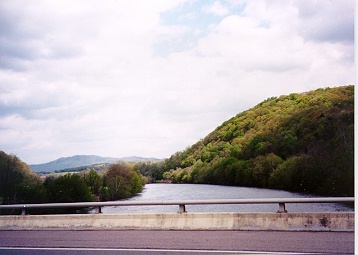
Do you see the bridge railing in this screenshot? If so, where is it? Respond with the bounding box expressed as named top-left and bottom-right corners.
top-left (0, 197), bottom-right (354, 215)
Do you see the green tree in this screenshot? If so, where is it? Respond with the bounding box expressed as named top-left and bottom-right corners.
top-left (0, 151), bottom-right (44, 205)
top-left (103, 163), bottom-right (145, 200)
top-left (235, 159), bottom-right (253, 186)
top-left (82, 169), bottom-right (102, 198)
top-left (140, 85), bottom-right (354, 197)
top-left (0, 152), bottom-right (22, 204)
top-left (15, 174), bottom-right (48, 204)
top-left (252, 153), bottom-right (283, 187)
top-left (268, 156), bottom-right (298, 190)
top-left (45, 173), bottom-right (94, 203)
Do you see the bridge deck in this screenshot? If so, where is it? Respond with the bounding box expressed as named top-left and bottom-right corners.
top-left (0, 230), bottom-right (354, 254)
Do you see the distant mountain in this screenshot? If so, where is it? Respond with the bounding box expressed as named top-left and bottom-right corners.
top-left (30, 155), bottom-right (162, 172)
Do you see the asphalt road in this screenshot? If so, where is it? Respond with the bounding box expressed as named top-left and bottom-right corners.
top-left (0, 230), bottom-right (354, 255)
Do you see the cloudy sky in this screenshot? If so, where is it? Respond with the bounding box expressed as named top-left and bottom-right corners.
top-left (0, 0), bottom-right (354, 164)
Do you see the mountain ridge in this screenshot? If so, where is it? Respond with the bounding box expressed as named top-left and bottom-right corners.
top-left (151, 85), bottom-right (354, 196)
top-left (30, 154), bottom-right (162, 172)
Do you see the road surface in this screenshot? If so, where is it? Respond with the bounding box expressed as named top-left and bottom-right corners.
top-left (0, 230), bottom-right (354, 254)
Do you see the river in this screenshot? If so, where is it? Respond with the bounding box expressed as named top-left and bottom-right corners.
top-left (102, 183), bottom-right (353, 214)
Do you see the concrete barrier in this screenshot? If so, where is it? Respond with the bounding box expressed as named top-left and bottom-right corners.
top-left (0, 212), bottom-right (354, 231)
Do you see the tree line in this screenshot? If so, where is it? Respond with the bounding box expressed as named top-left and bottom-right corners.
top-left (1, 85), bottom-right (354, 211)
top-left (137, 86), bottom-right (354, 197)
top-left (0, 151), bottom-right (146, 213)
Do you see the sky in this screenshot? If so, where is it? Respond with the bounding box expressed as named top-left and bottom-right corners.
top-left (0, 0), bottom-right (355, 164)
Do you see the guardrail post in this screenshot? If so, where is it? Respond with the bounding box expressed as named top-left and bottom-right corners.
top-left (94, 206), bottom-right (102, 214)
top-left (278, 202), bottom-right (287, 213)
top-left (0, 197), bottom-right (353, 215)
top-left (21, 206), bottom-right (27, 215)
top-left (178, 204), bottom-right (186, 213)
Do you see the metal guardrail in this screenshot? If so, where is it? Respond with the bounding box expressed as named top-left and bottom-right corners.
top-left (0, 197), bottom-right (354, 215)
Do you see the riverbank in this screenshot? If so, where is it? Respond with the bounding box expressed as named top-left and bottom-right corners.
top-left (103, 183), bottom-right (353, 214)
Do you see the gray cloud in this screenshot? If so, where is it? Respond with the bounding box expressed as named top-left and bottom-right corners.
top-left (295, 0), bottom-right (354, 43)
top-left (0, 0), bottom-right (354, 164)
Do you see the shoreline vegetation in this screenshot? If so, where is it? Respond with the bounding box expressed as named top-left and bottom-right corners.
top-left (0, 85), bottom-right (354, 212)
top-left (137, 85), bottom-right (354, 197)
top-left (0, 151), bottom-right (146, 213)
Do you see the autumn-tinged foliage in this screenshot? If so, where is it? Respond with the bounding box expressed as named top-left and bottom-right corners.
top-left (0, 151), bottom-right (146, 210)
top-left (1, 85), bottom-right (354, 209)
top-left (143, 85), bottom-right (354, 196)
top-left (101, 163), bottom-right (145, 201)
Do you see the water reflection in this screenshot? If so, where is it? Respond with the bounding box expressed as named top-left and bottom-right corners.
top-left (102, 183), bottom-right (353, 214)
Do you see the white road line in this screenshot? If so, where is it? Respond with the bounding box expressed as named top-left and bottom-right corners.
top-left (0, 247), bottom-right (324, 254)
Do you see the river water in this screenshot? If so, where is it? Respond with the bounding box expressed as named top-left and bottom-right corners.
top-left (102, 183), bottom-right (353, 214)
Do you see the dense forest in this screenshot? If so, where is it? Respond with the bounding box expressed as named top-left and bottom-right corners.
top-left (0, 85), bottom-right (354, 209)
top-left (0, 151), bottom-right (146, 209)
top-left (137, 85), bottom-right (354, 197)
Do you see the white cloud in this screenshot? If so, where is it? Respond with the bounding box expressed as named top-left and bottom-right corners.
top-left (204, 1), bottom-right (230, 16)
top-left (0, 0), bottom-right (354, 164)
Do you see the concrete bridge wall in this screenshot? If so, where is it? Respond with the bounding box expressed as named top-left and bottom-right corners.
top-left (0, 212), bottom-right (354, 231)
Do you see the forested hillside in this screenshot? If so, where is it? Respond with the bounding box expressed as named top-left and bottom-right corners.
top-left (0, 151), bottom-right (146, 208)
top-left (30, 155), bottom-right (162, 172)
top-left (139, 85), bottom-right (354, 196)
